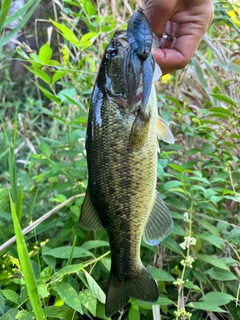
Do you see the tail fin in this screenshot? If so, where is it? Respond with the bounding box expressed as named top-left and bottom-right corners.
top-left (105, 267), bottom-right (158, 317)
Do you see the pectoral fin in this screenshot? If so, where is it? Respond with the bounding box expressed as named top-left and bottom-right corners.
top-left (128, 110), bottom-right (150, 151)
top-left (143, 192), bottom-right (173, 246)
top-left (80, 189), bottom-right (103, 230)
top-left (157, 116), bottom-right (175, 144)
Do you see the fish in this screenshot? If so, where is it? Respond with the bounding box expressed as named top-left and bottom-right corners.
top-left (80, 8), bottom-right (174, 318)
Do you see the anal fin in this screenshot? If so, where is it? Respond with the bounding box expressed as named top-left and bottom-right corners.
top-left (80, 189), bottom-right (103, 230)
top-left (143, 192), bottom-right (173, 246)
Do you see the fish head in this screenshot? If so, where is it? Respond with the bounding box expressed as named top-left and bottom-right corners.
top-left (99, 30), bottom-right (159, 112)
top-left (100, 31), bottom-right (130, 107)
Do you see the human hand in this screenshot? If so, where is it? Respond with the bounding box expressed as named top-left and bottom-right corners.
top-left (143, 0), bottom-right (214, 75)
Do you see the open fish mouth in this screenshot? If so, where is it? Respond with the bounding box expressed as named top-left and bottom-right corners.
top-left (108, 84), bottom-right (144, 113)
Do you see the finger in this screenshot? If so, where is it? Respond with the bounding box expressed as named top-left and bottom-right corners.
top-left (154, 33), bottom-right (201, 74)
top-left (143, 0), bottom-right (180, 35)
top-left (154, 18), bottom-right (212, 74)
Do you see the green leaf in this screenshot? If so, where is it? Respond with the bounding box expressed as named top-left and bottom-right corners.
top-left (38, 43), bottom-right (52, 63)
top-left (1, 289), bottom-right (18, 305)
top-left (80, 32), bottom-right (98, 49)
top-left (163, 180), bottom-right (182, 190)
top-left (200, 142), bottom-right (216, 155)
top-left (36, 83), bottom-right (61, 103)
top-left (101, 258), bottom-right (111, 271)
top-left (209, 107), bottom-right (232, 116)
top-left (168, 163), bottom-right (184, 173)
top-left (197, 219), bottom-right (220, 237)
top-left (183, 281), bottom-right (201, 292)
top-left (128, 305), bottom-right (140, 320)
top-left (79, 289), bottom-right (97, 317)
top-left (195, 234), bottom-right (224, 249)
top-left (0, 291), bottom-right (5, 315)
top-left (81, 240), bottom-right (109, 251)
top-left (191, 57), bottom-right (210, 95)
top-left (210, 94), bottom-right (238, 108)
top-left (40, 266), bottom-right (52, 283)
top-left (171, 224), bottom-right (186, 237)
top-left (52, 71), bottom-right (65, 84)
top-left (148, 267), bottom-right (175, 282)
top-left (50, 19), bottom-right (79, 47)
top-left (204, 268), bottom-right (238, 281)
top-left (186, 302), bottom-right (228, 313)
top-left (195, 254), bottom-right (229, 270)
top-left (39, 141), bottom-right (51, 158)
top-left (208, 112), bottom-right (228, 119)
top-left (220, 257), bottom-right (237, 267)
top-left (188, 176), bottom-right (210, 184)
top-left (85, 1), bottom-right (96, 15)
top-left (54, 282), bottom-right (83, 314)
top-left (37, 284), bottom-right (50, 299)
top-left (162, 236), bottom-right (184, 256)
top-left (31, 67), bottom-right (51, 85)
top-left (43, 246), bottom-right (93, 259)
top-left (54, 263), bottom-right (84, 278)
top-left (83, 270), bottom-right (106, 304)
top-left (200, 292), bottom-right (235, 306)
top-left (0, 308), bottom-right (18, 319)
top-left (70, 205), bottom-right (80, 217)
top-left (196, 52), bottom-right (228, 94)
top-left (15, 310), bottom-right (35, 320)
top-left (191, 270), bottom-right (207, 283)
top-left (226, 228), bottom-right (240, 240)
top-left (50, 193), bottom-right (67, 203)
top-left (136, 296), bottom-right (174, 309)
top-left (43, 306), bottom-right (73, 318)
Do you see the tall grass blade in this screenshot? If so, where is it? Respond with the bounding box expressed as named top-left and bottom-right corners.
top-left (1, 117), bottom-right (18, 203)
top-left (0, 0), bottom-right (41, 49)
top-left (196, 51), bottom-right (228, 95)
top-left (10, 196), bottom-right (45, 320)
top-left (0, 0), bottom-right (11, 32)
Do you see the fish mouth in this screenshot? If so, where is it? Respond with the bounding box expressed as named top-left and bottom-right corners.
top-left (133, 85), bottom-right (143, 106)
top-left (109, 85), bottom-right (143, 112)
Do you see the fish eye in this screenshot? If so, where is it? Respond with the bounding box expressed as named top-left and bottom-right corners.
top-left (106, 49), bottom-right (117, 59)
top-left (110, 49), bottom-right (117, 57)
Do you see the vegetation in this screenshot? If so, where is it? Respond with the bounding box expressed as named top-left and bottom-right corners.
top-left (0, 0), bottom-right (239, 319)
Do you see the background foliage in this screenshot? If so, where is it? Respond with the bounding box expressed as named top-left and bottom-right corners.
top-left (0, 0), bottom-right (239, 319)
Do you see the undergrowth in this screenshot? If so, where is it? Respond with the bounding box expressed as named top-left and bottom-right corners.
top-left (0, 0), bottom-right (239, 319)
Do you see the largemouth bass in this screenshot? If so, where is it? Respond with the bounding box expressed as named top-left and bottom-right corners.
top-left (80, 9), bottom-right (174, 318)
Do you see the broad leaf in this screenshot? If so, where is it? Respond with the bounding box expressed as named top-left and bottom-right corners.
top-left (195, 254), bottom-right (229, 270)
top-left (54, 282), bottom-right (83, 314)
top-left (186, 302), bottom-right (228, 313)
top-left (200, 292), bottom-right (235, 306)
top-left (83, 270), bottom-right (106, 304)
